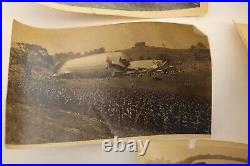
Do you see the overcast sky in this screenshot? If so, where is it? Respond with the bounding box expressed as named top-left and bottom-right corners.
top-left (12, 20), bottom-right (209, 55)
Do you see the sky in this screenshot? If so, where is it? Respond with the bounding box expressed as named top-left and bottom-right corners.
top-left (12, 20), bottom-right (209, 55)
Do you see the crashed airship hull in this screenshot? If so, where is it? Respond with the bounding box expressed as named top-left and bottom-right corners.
top-left (54, 52), bottom-right (128, 78)
top-left (55, 53), bottom-right (110, 78)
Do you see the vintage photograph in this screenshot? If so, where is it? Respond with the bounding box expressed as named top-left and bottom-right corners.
top-left (138, 139), bottom-right (248, 164)
top-left (39, 2), bottom-right (208, 18)
top-left (6, 21), bottom-right (212, 145)
top-left (234, 22), bottom-right (248, 48)
top-left (57, 2), bottom-right (200, 11)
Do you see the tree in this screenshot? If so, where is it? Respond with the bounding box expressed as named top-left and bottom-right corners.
top-left (25, 51), bottom-right (33, 76)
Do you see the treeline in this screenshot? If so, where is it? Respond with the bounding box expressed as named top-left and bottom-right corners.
top-left (10, 42), bottom-right (54, 66)
top-left (10, 42), bottom-right (54, 75)
top-left (122, 42), bottom-right (210, 63)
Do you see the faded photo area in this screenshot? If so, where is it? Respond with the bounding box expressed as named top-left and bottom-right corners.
top-left (234, 22), bottom-right (248, 48)
top-left (58, 2), bottom-right (200, 11)
top-left (138, 139), bottom-right (248, 164)
top-left (40, 2), bottom-right (207, 18)
top-left (6, 21), bottom-right (212, 145)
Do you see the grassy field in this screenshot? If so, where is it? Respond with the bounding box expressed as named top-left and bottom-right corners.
top-left (6, 63), bottom-right (211, 144)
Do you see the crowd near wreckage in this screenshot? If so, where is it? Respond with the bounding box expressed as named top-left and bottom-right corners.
top-left (52, 43), bottom-right (189, 80)
top-left (52, 54), bottom-right (164, 79)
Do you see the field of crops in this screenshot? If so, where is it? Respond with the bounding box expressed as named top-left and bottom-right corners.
top-left (6, 65), bottom-right (211, 144)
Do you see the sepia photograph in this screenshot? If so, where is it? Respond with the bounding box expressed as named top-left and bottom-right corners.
top-left (234, 22), bottom-right (248, 48)
top-left (6, 21), bottom-right (212, 145)
top-left (39, 2), bottom-right (208, 18)
top-left (138, 139), bottom-right (248, 164)
top-left (57, 2), bottom-right (201, 11)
